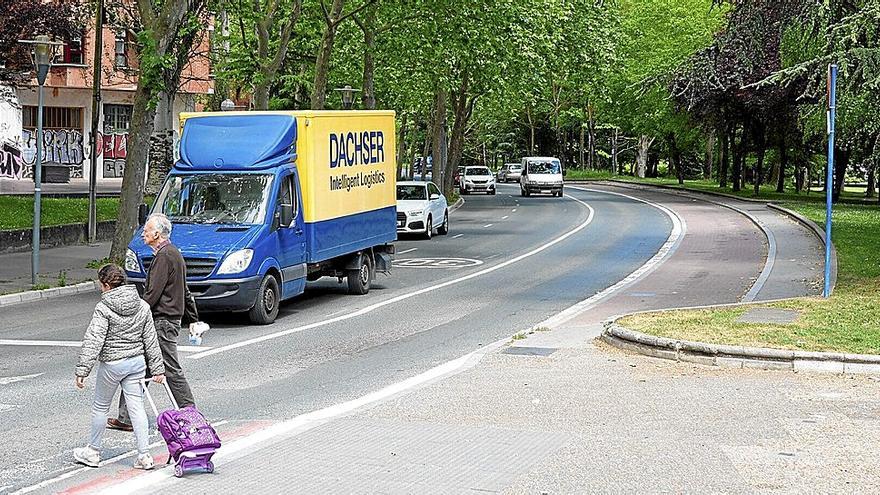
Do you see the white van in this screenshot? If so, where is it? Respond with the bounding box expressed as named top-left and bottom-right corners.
top-left (520, 157), bottom-right (564, 197)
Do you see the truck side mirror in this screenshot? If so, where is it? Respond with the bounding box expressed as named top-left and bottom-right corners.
top-left (562, 168), bottom-right (567, 177)
top-left (137, 203), bottom-right (149, 226)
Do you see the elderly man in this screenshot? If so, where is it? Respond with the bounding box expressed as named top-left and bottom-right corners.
top-left (108, 213), bottom-right (196, 431)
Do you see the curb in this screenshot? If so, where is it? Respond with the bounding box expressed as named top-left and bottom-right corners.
top-left (601, 321), bottom-right (880, 374)
top-left (0, 280), bottom-right (99, 308)
top-left (448, 197), bottom-right (465, 213)
top-left (767, 203), bottom-right (838, 295)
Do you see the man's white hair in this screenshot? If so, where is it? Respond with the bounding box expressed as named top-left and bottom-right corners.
top-left (148, 213), bottom-right (172, 239)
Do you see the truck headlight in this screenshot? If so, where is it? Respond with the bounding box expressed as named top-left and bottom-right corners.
top-left (124, 249), bottom-right (140, 273)
top-left (218, 249), bottom-right (254, 275)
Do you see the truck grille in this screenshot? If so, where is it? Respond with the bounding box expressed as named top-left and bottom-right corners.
top-left (142, 256), bottom-right (218, 278)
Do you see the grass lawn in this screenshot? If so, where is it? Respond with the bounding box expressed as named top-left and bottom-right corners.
top-left (0, 196), bottom-right (119, 230)
top-left (620, 200), bottom-right (880, 355)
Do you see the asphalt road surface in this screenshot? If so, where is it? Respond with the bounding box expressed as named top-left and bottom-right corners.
top-left (1, 183), bottom-right (693, 492)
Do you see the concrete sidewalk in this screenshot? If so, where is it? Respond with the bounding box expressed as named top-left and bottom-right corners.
top-left (37, 183), bottom-right (876, 494)
top-left (0, 242), bottom-right (109, 295)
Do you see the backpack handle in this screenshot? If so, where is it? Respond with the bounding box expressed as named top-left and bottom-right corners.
top-left (141, 378), bottom-right (180, 415)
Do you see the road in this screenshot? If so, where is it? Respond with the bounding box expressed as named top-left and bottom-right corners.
top-left (1, 183), bottom-right (687, 492)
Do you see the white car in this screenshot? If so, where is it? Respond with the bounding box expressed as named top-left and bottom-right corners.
top-left (396, 181), bottom-right (449, 239)
top-left (460, 166), bottom-right (496, 195)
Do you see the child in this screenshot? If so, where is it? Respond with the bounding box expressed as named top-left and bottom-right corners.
top-left (73, 264), bottom-right (166, 469)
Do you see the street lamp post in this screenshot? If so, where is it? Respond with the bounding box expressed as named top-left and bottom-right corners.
top-left (19, 35), bottom-right (61, 287)
top-left (333, 85), bottom-right (360, 110)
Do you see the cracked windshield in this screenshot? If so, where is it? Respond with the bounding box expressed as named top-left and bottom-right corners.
top-left (156, 174), bottom-right (274, 225)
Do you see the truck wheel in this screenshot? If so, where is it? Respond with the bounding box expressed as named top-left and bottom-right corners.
top-left (347, 253), bottom-right (373, 295)
top-left (249, 275), bottom-right (280, 325)
top-left (423, 216), bottom-right (433, 240)
top-left (437, 211), bottom-right (449, 235)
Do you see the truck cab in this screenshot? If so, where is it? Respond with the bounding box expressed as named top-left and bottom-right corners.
top-left (519, 156), bottom-right (564, 197)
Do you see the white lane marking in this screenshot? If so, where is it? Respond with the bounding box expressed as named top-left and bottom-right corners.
top-left (0, 404), bottom-right (18, 413)
top-left (483, 224), bottom-right (494, 228)
top-left (502, 215), bottom-right (509, 220)
top-left (11, 420), bottom-right (230, 495)
top-left (94, 343), bottom-right (505, 495)
top-left (0, 373), bottom-right (43, 385)
top-left (740, 214), bottom-right (776, 302)
top-left (452, 234), bottom-right (464, 239)
top-left (0, 340), bottom-right (211, 353)
top-left (397, 248), bottom-right (418, 255)
top-left (535, 186), bottom-right (685, 330)
top-left (512, 208), bottom-right (517, 212)
top-left (188, 194), bottom-right (597, 360)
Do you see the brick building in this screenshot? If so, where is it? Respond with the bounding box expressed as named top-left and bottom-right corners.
top-left (0, 15), bottom-right (213, 192)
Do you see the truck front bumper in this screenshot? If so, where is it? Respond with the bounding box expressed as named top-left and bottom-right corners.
top-left (130, 275), bottom-right (262, 312)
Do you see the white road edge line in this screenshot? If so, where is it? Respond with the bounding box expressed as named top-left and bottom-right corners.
top-left (0, 340), bottom-right (211, 353)
top-left (0, 373), bottom-right (43, 385)
top-left (533, 186), bottom-right (686, 330)
top-left (483, 224), bottom-right (493, 228)
top-left (186, 195), bottom-right (597, 360)
top-left (501, 215), bottom-right (509, 220)
top-left (452, 234), bottom-right (464, 239)
top-left (92, 187), bottom-right (684, 495)
top-left (396, 248), bottom-right (418, 255)
top-left (10, 420), bottom-right (231, 495)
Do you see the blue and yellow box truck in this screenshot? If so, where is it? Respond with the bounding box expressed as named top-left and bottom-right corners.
top-left (123, 111), bottom-right (397, 324)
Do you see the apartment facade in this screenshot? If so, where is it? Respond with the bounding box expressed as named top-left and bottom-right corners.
top-left (0, 17), bottom-right (213, 190)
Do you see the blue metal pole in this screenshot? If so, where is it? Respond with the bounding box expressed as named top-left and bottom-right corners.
top-left (824, 64), bottom-right (837, 298)
top-left (32, 81), bottom-right (44, 287)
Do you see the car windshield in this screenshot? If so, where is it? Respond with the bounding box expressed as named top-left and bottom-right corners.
top-left (466, 167), bottom-right (491, 176)
top-left (527, 160), bottom-right (561, 174)
top-left (155, 173), bottom-right (274, 225)
top-left (397, 185), bottom-right (427, 200)
top-left (510, 165), bottom-right (522, 171)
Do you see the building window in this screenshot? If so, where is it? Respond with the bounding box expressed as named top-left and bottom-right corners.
top-left (104, 104), bottom-right (133, 132)
top-left (61, 31), bottom-right (84, 64)
top-left (115, 32), bottom-right (128, 68)
top-left (22, 106), bottom-right (84, 129)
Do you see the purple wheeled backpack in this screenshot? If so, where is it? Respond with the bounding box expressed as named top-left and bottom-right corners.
top-left (143, 380), bottom-right (221, 477)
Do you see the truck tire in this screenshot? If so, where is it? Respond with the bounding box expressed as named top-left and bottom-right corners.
top-left (437, 211), bottom-right (449, 235)
top-left (249, 275), bottom-right (280, 325)
top-left (347, 253), bottom-right (373, 295)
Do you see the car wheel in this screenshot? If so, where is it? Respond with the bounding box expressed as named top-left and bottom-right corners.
top-left (248, 274), bottom-right (280, 325)
top-left (490, 188), bottom-right (496, 195)
top-left (437, 211), bottom-right (449, 235)
top-left (347, 253), bottom-right (373, 295)
top-left (424, 216), bottom-right (433, 240)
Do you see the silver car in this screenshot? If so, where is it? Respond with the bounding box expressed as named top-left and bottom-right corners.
top-left (498, 163), bottom-right (523, 183)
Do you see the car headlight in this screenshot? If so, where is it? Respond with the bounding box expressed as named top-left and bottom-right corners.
top-left (124, 248), bottom-right (140, 273)
top-left (217, 249), bottom-right (254, 275)
top-left (408, 209), bottom-right (424, 216)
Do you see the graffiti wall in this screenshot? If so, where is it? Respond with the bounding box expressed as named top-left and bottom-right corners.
top-left (99, 132), bottom-right (127, 178)
top-left (21, 128), bottom-right (86, 179)
top-left (0, 142), bottom-right (25, 180)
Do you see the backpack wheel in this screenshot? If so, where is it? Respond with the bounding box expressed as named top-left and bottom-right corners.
top-left (174, 464), bottom-right (185, 478)
top-left (206, 461), bottom-right (215, 473)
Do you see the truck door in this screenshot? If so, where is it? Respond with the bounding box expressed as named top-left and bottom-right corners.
top-left (275, 171), bottom-right (307, 298)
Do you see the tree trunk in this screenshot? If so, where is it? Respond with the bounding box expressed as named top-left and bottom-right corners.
top-left (753, 123), bottom-right (766, 197)
top-left (445, 75), bottom-right (476, 196)
top-left (719, 125), bottom-right (729, 188)
top-left (396, 112), bottom-right (407, 179)
top-left (110, 85), bottom-right (158, 261)
top-left (668, 134), bottom-right (683, 185)
top-left (430, 87), bottom-right (447, 187)
top-left (311, 0), bottom-right (345, 110)
top-left (357, 4), bottom-right (376, 109)
top-left (704, 129), bottom-right (715, 180)
top-left (732, 126), bottom-right (744, 192)
top-left (636, 135), bottom-right (653, 178)
top-left (866, 163), bottom-right (876, 198)
top-left (253, 0), bottom-right (303, 110)
top-left (832, 146), bottom-right (848, 203)
top-left (526, 106), bottom-right (535, 155)
top-left (776, 136), bottom-right (787, 193)
top-left (586, 104), bottom-right (596, 170)
top-left (578, 124), bottom-right (585, 169)
top-left (419, 127), bottom-right (430, 181)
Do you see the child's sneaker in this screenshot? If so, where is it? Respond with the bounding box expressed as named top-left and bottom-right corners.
top-left (73, 446), bottom-right (101, 467)
top-left (133, 453), bottom-right (155, 470)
